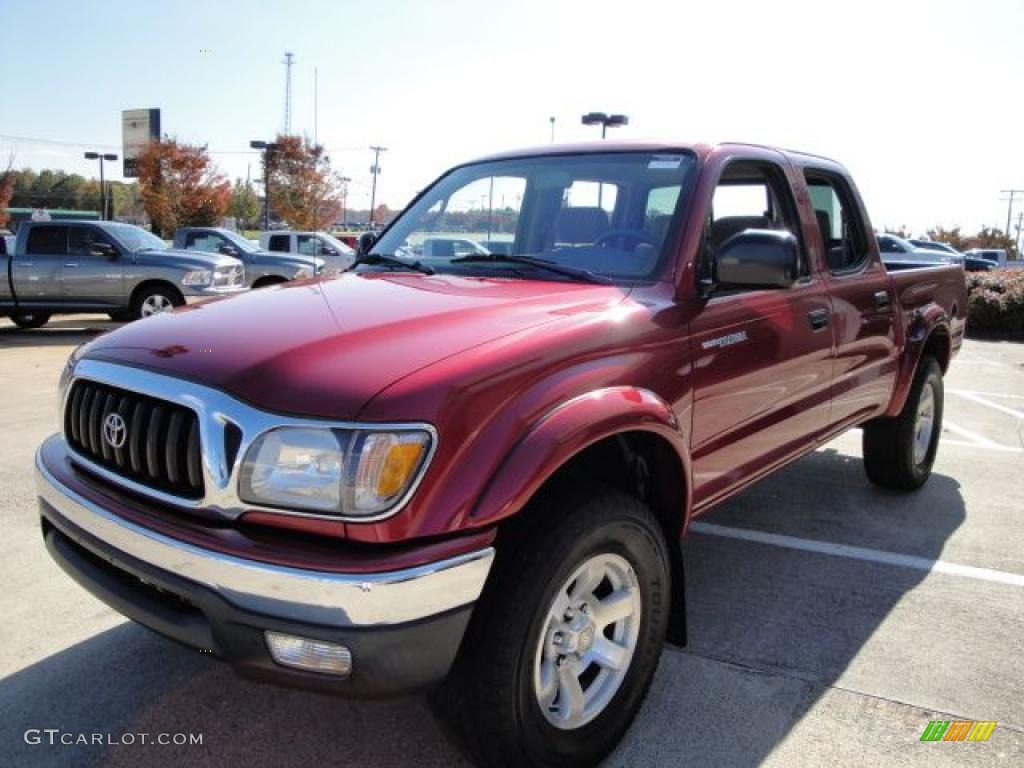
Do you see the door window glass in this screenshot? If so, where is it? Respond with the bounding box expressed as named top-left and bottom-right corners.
top-left (69, 226), bottom-right (116, 257)
top-left (805, 171), bottom-right (869, 272)
top-left (267, 234), bottom-right (290, 252)
top-left (26, 225), bottom-right (68, 256)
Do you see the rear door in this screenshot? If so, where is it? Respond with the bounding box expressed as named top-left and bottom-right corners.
top-left (13, 224), bottom-right (68, 301)
top-left (63, 225), bottom-right (124, 304)
top-left (690, 158), bottom-right (834, 506)
top-left (804, 169), bottom-right (897, 429)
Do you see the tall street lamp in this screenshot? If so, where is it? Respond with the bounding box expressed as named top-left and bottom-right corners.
top-left (250, 140), bottom-right (281, 230)
top-left (339, 176), bottom-right (351, 228)
top-left (580, 113), bottom-right (628, 209)
top-left (84, 151), bottom-right (118, 220)
top-left (581, 112), bottom-right (629, 139)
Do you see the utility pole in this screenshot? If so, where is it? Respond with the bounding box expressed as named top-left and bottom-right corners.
top-left (250, 140), bottom-right (281, 230)
top-left (283, 52), bottom-right (295, 134)
top-left (1000, 189), bottom-right (1024, 236)
top-left (368, 145), bottom-right (387, 228)
top-left (339, 176), bottom-right (351, 228)
top-left (549, 116), bottom-right (555, 143)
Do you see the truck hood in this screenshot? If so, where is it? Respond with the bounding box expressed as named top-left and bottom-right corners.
top-left (80, 272), bottom-right (629, 419)
top-left (135, 248), bottom-right (240, 270)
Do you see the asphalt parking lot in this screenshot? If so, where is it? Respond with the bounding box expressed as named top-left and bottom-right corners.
top-left (1, 315), bottom-right (1022, 767)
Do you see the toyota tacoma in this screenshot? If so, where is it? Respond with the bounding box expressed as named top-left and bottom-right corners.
top-left (36, 141), bottom-right (966, 767)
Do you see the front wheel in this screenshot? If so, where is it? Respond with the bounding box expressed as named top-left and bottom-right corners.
top-left (133, 285), bottom-right (183, 320)
top-left (10, 311), bottom-right (51, 329)
top-left (433, 486), bottom-right (670, 767)
top-left (863, 355), bottom-right (944, 490)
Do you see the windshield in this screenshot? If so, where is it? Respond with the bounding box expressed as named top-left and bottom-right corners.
top-left (320, 233), bottom-right (355, 255)
top-left (217, 229), bottom-right (260, 253)
top-left (370, 151), bottom-right (695, 282)
top-left (105, 223), bottom-right (168, 251)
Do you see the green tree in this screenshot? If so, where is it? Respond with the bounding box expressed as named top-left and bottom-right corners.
top-left (228, 178), bottom-right (260, 229)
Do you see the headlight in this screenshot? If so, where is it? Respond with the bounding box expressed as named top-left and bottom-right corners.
top-left (293, 266), bottom-right (313, 279)
top-left (181, 269), bottom-right (213, 286)
top-left (238, 427), bottom-right (433, 518)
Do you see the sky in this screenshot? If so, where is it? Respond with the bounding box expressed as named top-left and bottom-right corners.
top-left (2, 0), bottom-right (1022, 236)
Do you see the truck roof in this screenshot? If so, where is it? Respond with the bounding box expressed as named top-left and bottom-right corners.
top-left (473, 139), bottom-right (845, 171)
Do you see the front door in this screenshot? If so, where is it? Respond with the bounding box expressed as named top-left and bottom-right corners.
top-left (63, 225), bottom-right (124, 305)
top-left (690, 159), bottom-right (834, 507)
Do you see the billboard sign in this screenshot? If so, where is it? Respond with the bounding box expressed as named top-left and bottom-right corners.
top-left (121, 108), bottom-right (161, 178)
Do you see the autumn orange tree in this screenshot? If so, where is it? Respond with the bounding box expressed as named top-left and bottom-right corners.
top-left (266, 135), bottom-right (343, 230)
top-left (0, 154), bottom-right (15, 230)
top-left (136, 138), bottom-right (230, 236)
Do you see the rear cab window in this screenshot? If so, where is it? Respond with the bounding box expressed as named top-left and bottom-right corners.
top-left (26, 225), bottom-right (69, 256)
top-left (804, 171), bottom-right (870, 273)
top-left (267, 234), bottom-right (291, 252)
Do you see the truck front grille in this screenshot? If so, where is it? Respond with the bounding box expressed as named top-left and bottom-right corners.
top-left (64, 380), bottom-right (204, 499)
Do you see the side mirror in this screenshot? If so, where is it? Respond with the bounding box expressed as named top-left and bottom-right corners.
top-left (710, 229), bottom-right (800, 292)
top-left (92, 242), bottom-right (117, 260)
top-left (220, 244), bottom-right (239, 257)
top-left (357, 231), bottom-right (377, 256)
top-left (323, 246), bottom-right (338, 257)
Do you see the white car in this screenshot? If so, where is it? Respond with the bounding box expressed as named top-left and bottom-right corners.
top-left (877, 233), bottom-right (955, 266)
top-left (259, 230), bottom-right (356, 275)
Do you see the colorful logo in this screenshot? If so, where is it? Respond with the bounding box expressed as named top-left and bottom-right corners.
top-left (920, 720), bottom-right (997, 742)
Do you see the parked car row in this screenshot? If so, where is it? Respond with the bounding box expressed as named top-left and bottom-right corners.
top-left (0, 221), bottom-right (350, 330)
top-left (878, 233), bottom-right (1002, 272)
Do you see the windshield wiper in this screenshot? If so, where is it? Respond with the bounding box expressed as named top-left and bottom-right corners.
top-left (450, 254), bottom-right (612, 284)
top-left (352, 253), bottom-right (435, 275)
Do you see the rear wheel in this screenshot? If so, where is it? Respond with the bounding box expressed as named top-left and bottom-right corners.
top-left (133, 285), bottom-right (183, 320)
top-left (863, 355), bottom-right (943, 490)
top-left (433, 486), bottom-right (670, 767)
top-left (10, 311), bottom-right (51, 329)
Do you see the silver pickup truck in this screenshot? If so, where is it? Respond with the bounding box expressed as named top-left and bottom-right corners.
top-left (172, 227), bottom-right (326, 287)
top-left (1, 221), bottom-right (246, 329)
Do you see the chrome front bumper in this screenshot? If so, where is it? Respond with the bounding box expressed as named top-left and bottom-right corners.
top-left (35, 446), bottom-right (494, 628)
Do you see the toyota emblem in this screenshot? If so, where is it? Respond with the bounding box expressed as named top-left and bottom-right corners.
top-left (103, 412), bottom-right (127, 449)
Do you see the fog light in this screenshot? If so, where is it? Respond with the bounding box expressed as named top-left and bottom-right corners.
top-left (265, 631), bottom-right (352, 677)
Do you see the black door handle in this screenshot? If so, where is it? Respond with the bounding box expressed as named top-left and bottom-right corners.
top-left (808, 308), bottom-right (830, 331)
top-left (873, 290), bottom-right (891, 308)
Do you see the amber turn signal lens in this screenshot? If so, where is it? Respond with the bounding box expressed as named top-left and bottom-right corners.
top-left (376, 442), bottom-right (426, 498)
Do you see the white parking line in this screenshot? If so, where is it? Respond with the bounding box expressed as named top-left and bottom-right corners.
top-left (949, 388), bottom-right (1024, 402)
top-left (951, 390), bottom-right (1024, 421)
top-left (942, 420), bottom-right (1007, 449)
top-left (943, 438), bottom-right (1022, 453)
top-left (689, 522), bottom-right (1024, 588)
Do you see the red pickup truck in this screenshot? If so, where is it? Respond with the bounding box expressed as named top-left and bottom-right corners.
top-left (37, 141), bottom-right (966, 767)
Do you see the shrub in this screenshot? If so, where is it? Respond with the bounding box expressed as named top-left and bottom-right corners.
top-left (966, 269), bottom-right (1024, 338)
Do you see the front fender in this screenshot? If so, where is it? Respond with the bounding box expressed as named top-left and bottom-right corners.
top-left (470, 386), bottom-right (692, 531)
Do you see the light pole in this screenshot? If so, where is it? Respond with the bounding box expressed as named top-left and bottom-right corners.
top-left (84, 152), bottom-right (118, 220)
top-left (250, 140), bottom-right (281, 230)
top-left (581, 112), bottom-right (629, 139)
top-left (339, 176), bottom-right (351, 229)
top-left (369, 146), bottom-right (387, 229)
top-left (549, 116), bottom-right (556, 143)
top-left (580, 113), bottom-right (628, 208)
